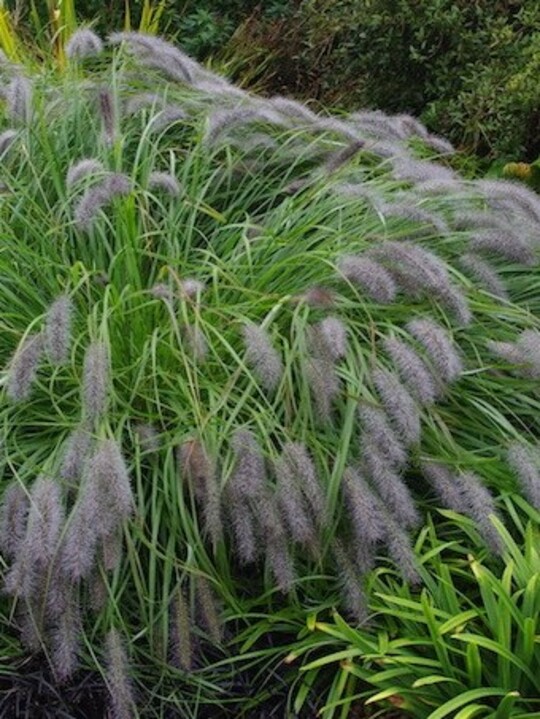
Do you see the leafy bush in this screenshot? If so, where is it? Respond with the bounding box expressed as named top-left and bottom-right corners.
top-left (225, 0), bottom-right (540, 161)
top-left (289, 497), bottom-right (540, 718)
top-left (1, 29), bottom-right (540, 716)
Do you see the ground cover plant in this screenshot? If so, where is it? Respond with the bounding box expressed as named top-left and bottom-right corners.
top-left (0, 29), bottom-right (539, 717)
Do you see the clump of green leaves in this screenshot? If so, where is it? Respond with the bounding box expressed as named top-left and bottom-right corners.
top-left (289, 498), bottom-right (540, 719)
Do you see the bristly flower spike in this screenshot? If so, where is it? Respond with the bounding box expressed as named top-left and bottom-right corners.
top-left (66, 158), bottom-right (104, 190)
top-left (371, 367), bottom-right (421, 446)
top-left (59, 427), bottom-right (93, 486)
top-left (0, 482), bottom-right (30, 559)
top-left (406, 317), bottom-right (463, 383)
top-left (242, 322), bottom-right (284, 392)
top-left (148, 171), bottom-right (182, 198)
top-left (98, 88), bottom-right (116, 146)
top-left (105, 628), bottom-right (136, 719)
top-left (458, 253), bottom-right (509, 301)
top-left (5, 75), bottom-right (32, 123)
top-left (74, 173), bottom-right (131, 231)
top-left (45, 295), bottom-right (73, 365)
top-left (65, 28), bottom-right (103, 59)
top-left (82, 341), bottom-right (109, 422)
top-left (6, 332), bottom-right (44, 402)
top-left (382, 336), bottom-right (440, 405)
top-left (310, 317), bottom-right (348, 362)
top-left (507, 442), bottom-right (540, 510)
top-left (337, 255), bottom-right (397, 304)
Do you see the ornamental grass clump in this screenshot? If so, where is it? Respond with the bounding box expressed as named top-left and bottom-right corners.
top-left (1, 29), bottom-right (540, 715)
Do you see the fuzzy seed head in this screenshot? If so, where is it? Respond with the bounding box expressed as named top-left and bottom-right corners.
top-left (310, 317), bottom-right (348, 362)
top-left (371, 367), bottom-right (421, 446)
top-left (66, 28), bottom-right (103, 59)
top-left (229, 430), bottom-right (267, 499)
top-left (358, 404), bottom-right (408, 470)
top-left (274, 454), bottom-right (317, 547)
top-left (148, 171), bottom-right (182, 198)
top-left (337, 255), bottom-right (397, 304)
top-left (25, 476), bottom-right (65, 565)
top-left (133, 423), bottom-right (160, 454)
top-left (0, 482), bottom-right (29, 558)
top-left (406, 318), bottom-right (463, 383)
top-left (180, 278), bottom-right (206, 298)
top-left (6, 75), bottom-right (32, 123)
top-left (169, 587), bottom-right (192, 671)
top-left (282, 442), bottom-right (326, 520)
top-left (458, 253), bottom-right (509, 301)
top-left (342, 467), bottom-right (387, 545)
top-left (45, 295), bottom-right (72, 365)
top-left (305, 356), bottom-right (340, 423)
top-left (66, 158), bottom-right (104, 189)
top-left (6, 332), bottom-right (44, 402)
top-left (82, 341), bottom-right (109, 422)
top-left (382, 336), bottom-right (439, 405)
top-left (362, 446), bottom-right (420, 528)
top-left (105, 628), bottom-right (135, 719)
top-left (242, 322), bottom-right (284, 392)
top-left (507, 443), bottom-right (540, 510)
top-left (59, 428), bottom-right (93, 486)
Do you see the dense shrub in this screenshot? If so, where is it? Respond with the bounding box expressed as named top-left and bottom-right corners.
top-left (222, 0), bottom-right (540, 161)
top-left (1, 29), bottom-right (540, 716)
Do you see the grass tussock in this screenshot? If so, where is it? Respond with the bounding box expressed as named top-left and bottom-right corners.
top-left (0, 29), bottom-right (539, 717)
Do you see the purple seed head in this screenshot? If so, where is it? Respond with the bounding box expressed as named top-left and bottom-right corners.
top-left (337, 255), bottom-right (397, 304)
top-left (6, 332), bottom-right (44, 402)
top-left (406, 317), bottom-right (463, 383)
top-left (242, 322), bottom-right (284, 392)
top-left (82, 341), bottom-right (109, 422)
top-left (45, 295), bottom-right (72, 365)
top-left (66, 28), bottom-right (103, 59)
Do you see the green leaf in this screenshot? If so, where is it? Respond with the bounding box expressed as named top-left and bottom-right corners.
top-left (427, 688), bottom-right (509, 719)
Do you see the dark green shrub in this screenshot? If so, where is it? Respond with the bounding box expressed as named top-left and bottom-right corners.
top-left (224, 0), bottom-right (540, 160)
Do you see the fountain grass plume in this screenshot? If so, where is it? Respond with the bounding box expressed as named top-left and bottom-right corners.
top-left (59, 427), bottom-right (93, 485)
top-left (305, 355), bottom-right (340, 423)
top-left (337, 255), bottom-right (397, 303)
top-left (66, 158), bottom-right (105, 189)
top-left (309, 316), bottom-right (348, 362)
top-left (148, 171), bottom-right (182, 197)
top-left (74, 173), bottom-right (131, 231)
top-left (5, 75), bottom-right (32, 123)
top-left (82, 341), bottom-right (109, 422)
top-left (274, 452), bottom-right (318, 547)
top-left (342, 467), bottom-right (387, 546)
top-left (358, 404), bottom-right (408, 470)
top-left (458, 253), bottom-right (509, 301)
top-left (507, 443), bottom-right (540, 510)
top-left (0, 482), bottom-right (29, 559)
top-left (242, 322), bottom-right (284, 392)
top-left (169, 586), bottom-right (193, 671)
top-left (382, 336), bottom-right (440, 405)
top-left (6, 332), bottom-right (44, 402)
top-left (371, 367), bottom-right (421, 446)
top-left (406, 317), bottom-right (463, 383)
top-left (362, 445), bottom-right (420, 529)
top-left (66, 28), bottom-right (103, 60)
top-left (105, 628), bottom-right (136, 719)
top-left (45, 295), bottom-right (72, 365)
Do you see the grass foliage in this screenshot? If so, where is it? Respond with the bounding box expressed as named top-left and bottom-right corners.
top-left (0, 29), bottom-right (539, 717)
